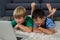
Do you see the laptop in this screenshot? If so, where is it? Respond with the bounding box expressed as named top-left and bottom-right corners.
top-left (0, 21), bottom-right (17, 40)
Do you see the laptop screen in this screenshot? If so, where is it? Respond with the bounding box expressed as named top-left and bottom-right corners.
top-left (0, 21), bottom-right (17, 40)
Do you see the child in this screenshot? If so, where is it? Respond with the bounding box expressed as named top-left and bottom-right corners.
top-left (30, 2), bottom-right (56, 34)
top-left (11, 6), bottom-right (33, 32)
top-left (32, 9), bottom-right (56, 34)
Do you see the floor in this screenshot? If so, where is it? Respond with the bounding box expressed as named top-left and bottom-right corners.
top-left (15, 21), bottom-right (60, 40)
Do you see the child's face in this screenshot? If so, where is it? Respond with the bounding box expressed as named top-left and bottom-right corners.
top-left (15, 17), bottom-right (25, 24)
top-left (34, 17), bottom-right (46, 27)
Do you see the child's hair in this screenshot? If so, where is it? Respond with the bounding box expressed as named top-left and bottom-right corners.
top-left (32, 9), bottom-right (45, 19)
top-left (13, 6), bottom-right (26, 18)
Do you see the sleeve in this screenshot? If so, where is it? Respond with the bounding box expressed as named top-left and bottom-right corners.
top-left (11, 20), bottom-right (17, 28)
top-left (25, 16), bottom-right (33, 27)
top-left (46, 18), bottom-right (56, 28)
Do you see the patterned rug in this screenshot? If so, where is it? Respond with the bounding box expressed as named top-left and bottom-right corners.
top-left (15, 21), bottom-right (60, 40)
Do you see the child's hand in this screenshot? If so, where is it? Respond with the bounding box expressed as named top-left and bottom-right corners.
top-left (14, 24), bottom-right (19, 29)
top-left (14, 24), bottom-right (19, 32)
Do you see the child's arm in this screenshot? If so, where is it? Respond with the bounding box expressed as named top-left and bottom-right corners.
top-left (31, 2), bottom-right (36, 16)
top-left (37, 20), bottom-right (56, 35)
top-left (15, 24), bottom-right (32, 32)
top-left (16, 24), bottom-right (42, 33)
top-left (38, 27), bottom-right (55, 35)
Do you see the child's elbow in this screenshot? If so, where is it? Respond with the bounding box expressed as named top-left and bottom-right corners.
top-left (47, 31), bottom-right (55, 35)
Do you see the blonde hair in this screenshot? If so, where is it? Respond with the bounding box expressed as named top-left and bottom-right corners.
top-left (13, 6), bottom-right (26, 18)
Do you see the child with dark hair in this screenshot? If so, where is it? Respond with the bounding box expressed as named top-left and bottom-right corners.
top-left (32, 9), bottom-right (56, 34)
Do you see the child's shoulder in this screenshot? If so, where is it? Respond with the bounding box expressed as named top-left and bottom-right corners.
top-left (26, 15), bottom-right (33, 20)
top-left (46, 17), bottom-right (53, 22)
top-left (46, 17), bottom-right (55, 28)
top-left (46, 17), bottom-right (55, 25)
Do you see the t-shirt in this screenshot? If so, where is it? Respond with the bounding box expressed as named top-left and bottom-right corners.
top-left (46, 17), bottom-right (55, 28)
